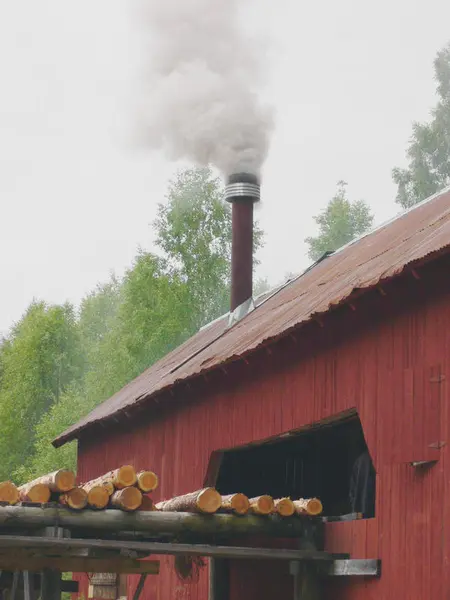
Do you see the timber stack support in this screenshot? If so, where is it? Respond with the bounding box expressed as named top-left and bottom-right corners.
top-left (0, 508), bottom-right (380, 600)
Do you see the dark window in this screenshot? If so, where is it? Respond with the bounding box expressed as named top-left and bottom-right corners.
top-left (214, 415), bottom-right (375, 518)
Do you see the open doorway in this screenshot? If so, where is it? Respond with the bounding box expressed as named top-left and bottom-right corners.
top-left (210, 413), bottom-right (376, 518)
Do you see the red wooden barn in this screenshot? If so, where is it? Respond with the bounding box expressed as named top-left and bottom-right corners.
top-left (55, 181), bottom-right (450, 600)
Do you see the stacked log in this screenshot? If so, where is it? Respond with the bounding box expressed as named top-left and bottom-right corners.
top-left (136, 471), bottom-right (159, 493)
top-left (111, 488), bottom-right (143, 512)
top-left (0, 464), bottom-right (324, 522)
top-left (22, 470), bottom-right (76, 493)
top-left (60, 488), bottom-right (88, 510)
top-left (84, 485), bottom-right (110, 509)
top-left (83, 477), bottom-right (114, 497)
top-left (248, 495), bottom-right (275, 515)
top-left (0, 481), bottom-right (20, 505)
top-left (156, 488), bottom-right (222, 514)
top-left (293, 498), bottom-right (323, 516)
top-left (90, 466), bottom-right (137, 490)
top-left (19, 483), bottom-right (51, 504)
top-left (221, 494), bottom-right (250, 515)
top-left (274, 498), bottom-right (295, 517)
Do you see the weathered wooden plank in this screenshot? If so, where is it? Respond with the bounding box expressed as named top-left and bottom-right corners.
top-left (0, 535), bottom-right (343, 562)
top-left (0, 557), bottom-right (160, 575)
top-left (323, 558), bottom-right (381, 577)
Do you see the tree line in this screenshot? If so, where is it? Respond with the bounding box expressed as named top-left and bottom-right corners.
top-left (1, 41), bottom-right (449, 482)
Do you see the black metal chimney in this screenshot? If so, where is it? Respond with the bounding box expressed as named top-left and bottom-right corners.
top-left (225, 172), bottom-right (261, 312)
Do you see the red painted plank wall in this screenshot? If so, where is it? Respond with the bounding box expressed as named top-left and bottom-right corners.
top-left (76, 260), bottom-right (450, 600)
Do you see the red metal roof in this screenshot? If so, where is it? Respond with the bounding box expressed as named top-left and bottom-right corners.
top-left (54, 186), bottom-right (450, 447)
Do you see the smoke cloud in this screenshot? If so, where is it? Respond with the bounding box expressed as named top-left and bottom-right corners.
top-left (137, 0), bottom-right (274, 178)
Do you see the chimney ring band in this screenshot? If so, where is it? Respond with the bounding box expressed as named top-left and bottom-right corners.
top-left (225, 182), bottom-right (260, 203)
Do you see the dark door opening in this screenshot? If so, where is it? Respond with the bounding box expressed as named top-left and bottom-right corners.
top-left (213, 414), bottom-right (376, 518)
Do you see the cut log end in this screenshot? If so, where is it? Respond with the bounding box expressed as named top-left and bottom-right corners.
top-left (249, 495), bottom-right (275, 515)
top-left (155, 488), bottom-right (222, 514)
top-left (115, 465), bottom-right (137, 489)
top-left (293, 498), bottom-right (323, 516)
top-left (60, 488), bottom-right (88, 510)
top-left (20, 484), bottom-right (51, 504)
top-left (86, 485), bottom-right (110, 510)
top-left (221, 493), bottom-right (250, 515)
top-left (196, 488), bottom-right (222, 514)
top-left (137, 471), bottom-right (159, 493)
top-left (54, 469), bottom-right (76, 492)
top-left (274, 498), bottom-right (295, 517)
top-left (0, 482), bottom-right (19, 505)
top-left (111, 487), bottom-right (142, 512)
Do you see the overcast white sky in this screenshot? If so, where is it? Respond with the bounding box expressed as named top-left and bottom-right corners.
top-left (1, 0), bottom-right (450, 334)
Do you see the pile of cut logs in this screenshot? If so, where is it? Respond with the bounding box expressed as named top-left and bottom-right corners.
top-left (0, 466), bottom-right (323, 517)
top-left (156, 489), bottom-right (323, 516)
top-left (0, 466), bottom-right (158, 512)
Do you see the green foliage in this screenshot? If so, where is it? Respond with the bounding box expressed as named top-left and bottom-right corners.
top-left (1, 166), bottom-right (265, 481)
top-left (393, 42), bottom-right (450, 208)
top-left (305, 181), bottom-right (374, 261)
top-left (16, 388), bottom-right (91, 480)
top-left (0, 302), bottom-right (83, 482)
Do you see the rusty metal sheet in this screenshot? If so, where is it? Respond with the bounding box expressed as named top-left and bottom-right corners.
top-left (54, 186), bottom-right (450, 447)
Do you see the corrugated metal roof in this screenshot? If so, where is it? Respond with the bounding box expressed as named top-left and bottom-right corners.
top-left (54, 186), bottom-right (450, 447)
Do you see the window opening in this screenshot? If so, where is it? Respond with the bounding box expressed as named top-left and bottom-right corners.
top-left (214, 415), bottom-right (375, 518)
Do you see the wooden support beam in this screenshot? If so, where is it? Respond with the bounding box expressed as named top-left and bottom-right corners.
top-left (0, 535), bottom-right (342, 562)
top-left (0, 506), bottom-right (310, 539)
top-left (0, 557), bottom-right (160, 575)
top-left (323, 559), bottom-right (381, 577)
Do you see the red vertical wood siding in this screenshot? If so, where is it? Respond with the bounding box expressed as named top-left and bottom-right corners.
top-left (76, 267), bottom-right (450, 600)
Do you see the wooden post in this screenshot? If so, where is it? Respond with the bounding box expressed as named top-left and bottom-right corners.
top-left (209, 559), bottom-right (229, 600)
top-left (290, 520), bottom-right (323, 600)
top-left (39, 526), bottom-right (66, 600)
top-left (23, 572), bottom-right (31, 600)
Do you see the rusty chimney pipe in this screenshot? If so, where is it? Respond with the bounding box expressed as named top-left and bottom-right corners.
top-left (225, 173), bottom-right (260, 312)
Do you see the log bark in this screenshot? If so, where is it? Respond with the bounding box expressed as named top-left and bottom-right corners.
top-left (274, 498), bottom-right (295, 517)
top-left (140, 494), bottom-right (156, 511)
top-left (83, 477), bottom-right (114, 496)
top-left (111, 487), bottom-right (142, 512)
top-left (0, 505), bottom-right (310, 538)
top-left (0, 481), bottom-right (19, 505)
top-left (89, 466), bottom-right (137, 490)
top-left (21, 469), bottom-right (75, 493)
top-left (248, 495), bottom-right (275, 515)
top-left (18, 483), bottom-right (51, 503)
top-left (59, 487), bottom-right (88, 510)
top-left (84, 485), bottom-right (110, 509)
top-left (220, 494), bottom-right (249, 515)
top-left (156, 488), bottom-right (221, 514)
top-left (293, 498), bottom-right (323, 516)
top-left (136, 471), bottom-right (158, 493)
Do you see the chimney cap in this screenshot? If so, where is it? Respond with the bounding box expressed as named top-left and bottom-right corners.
top-left (225, 172), bottom-right (260, 203)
